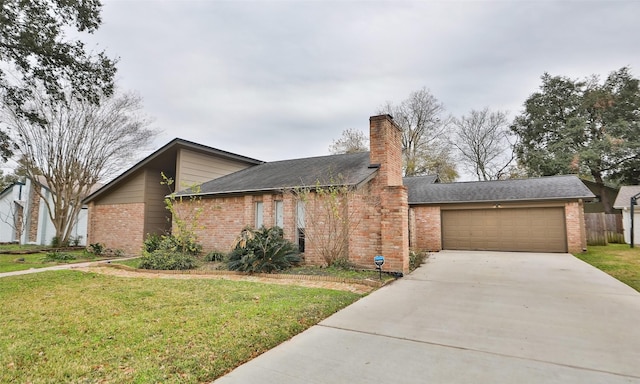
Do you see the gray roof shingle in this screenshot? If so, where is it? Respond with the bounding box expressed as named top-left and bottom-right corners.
top-left (177, 152), bottom-right (378, 196)
top-left (407, 175), bottom-right (594, 204)
top-left (403, 175), bottom-right (439, 202)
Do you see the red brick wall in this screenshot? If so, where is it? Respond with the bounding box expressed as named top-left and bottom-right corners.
top-left (369, 115), bottom-right (403, 187)
top-left (179, 193), bottom-right (301, 254)
top-left (379, 186), bottom-right (409, 272)
top-left (410, 205), bottom-right (442, 251)
top-left (565, 201), bottom-right (587, 253)
top-left (410, 202), bottom-right (587, 254)
top-left (87, 202), bottom-right (145, 255)
top-left (178, 184), bottom-right (409, 273)
top-left (346, 186), bottom-right (382, 268)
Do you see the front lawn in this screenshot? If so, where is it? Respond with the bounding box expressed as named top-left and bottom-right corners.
top-left (0, 270), bottom-right (362, 383)
top-left (574, 244), bottom-right (640, 291)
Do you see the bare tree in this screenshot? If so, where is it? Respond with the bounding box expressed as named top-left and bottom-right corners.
top-left (290, 176), bottom-right (378, 267)
top-left (329, 128), bottom-right (368, 154)
top-left (379, 87), bottom-right (457, 180)
top-left (2, 85), bottom-right (156, 245)
top-left (452, 108), bottom-right (515, 181)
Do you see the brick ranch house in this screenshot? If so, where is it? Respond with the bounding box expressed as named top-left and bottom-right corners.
top-left (85, 115), bottom-right (593, 274)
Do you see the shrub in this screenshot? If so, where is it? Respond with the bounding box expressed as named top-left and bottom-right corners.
top-left (87, 243), bottom-right (104, 256)
top-left (138, 249), bottom-right (199, 270)
top-left (50, 236), bottom-right (70, 248)
top-left (409, 250), bottom-right (428, 271)
top-left (204, 250), bottom-right (226, 262)
top-left (227, 226), bottom-right (301, 273)
top-left (144, 233), bottom-right (163, 253)
top-left (70, 236), bottom-right (82, 247)
top-left (43, 251), bottom-right (77, 262)
top-left (146, 234), bottom-right (202, 256)
top-left (330, 257), bottom-right (356, 270)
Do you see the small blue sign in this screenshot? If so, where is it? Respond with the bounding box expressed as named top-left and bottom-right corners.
top-left (374, 255), bottom-right (385, 266)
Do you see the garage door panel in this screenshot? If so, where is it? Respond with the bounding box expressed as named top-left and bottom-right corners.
top-left (442, 208), bottom-right (567, 253)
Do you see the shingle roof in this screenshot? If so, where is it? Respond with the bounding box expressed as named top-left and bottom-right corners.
top-left (177, 152), bottom-right (378, 196)
top-left (613, 185), bottom-right (640, 208)
top-left (407, 175), bottom-right (594, 204)
top-left (403, 175), bottom-right (439, 202)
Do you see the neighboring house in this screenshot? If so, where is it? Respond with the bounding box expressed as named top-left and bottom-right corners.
top-left (0, 182), bottom-right (25, 243)
top-left (0, 177), bottom-right (89, 245)
top-left (407, 176), bottom-right (594, 254)
top-left (613, 185), bottom-right (640, 245)
top-left (83, 138), bottom-right (264, 255)
top-left (581, 179), bottom-right (620, 214)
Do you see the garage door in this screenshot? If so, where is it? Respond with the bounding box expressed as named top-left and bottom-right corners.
top-left (441, 207), bottom-right (567, 252)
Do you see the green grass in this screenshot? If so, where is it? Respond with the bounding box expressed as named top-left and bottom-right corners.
top-left (114, 257), bottom-right (142, 268)
top-left (0, 243), bottom-right (44, 252)
top-left (0, 270), bottom-right (362, 383)
top-left (575, 244), bottom-right (640, 291)
top-left (0, 250), bottom-right (105, 273)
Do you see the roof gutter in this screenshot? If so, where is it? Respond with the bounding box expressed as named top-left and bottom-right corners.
top-left (171, 182), bottom-right (363, 199)
top-left (408, 195), bottom-right (596, 205)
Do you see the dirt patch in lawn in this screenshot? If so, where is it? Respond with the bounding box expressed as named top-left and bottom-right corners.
top-left (76, 264), bottom-right (380, 294)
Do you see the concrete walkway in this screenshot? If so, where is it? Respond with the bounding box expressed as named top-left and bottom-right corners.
top-left (214, 250), bottom-right (640, 383)
top-left (0, 258), bottom-right (135, 278)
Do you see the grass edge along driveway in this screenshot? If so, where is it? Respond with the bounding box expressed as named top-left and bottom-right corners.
top-left (0, 270), bottom-right (363, 383)
top-left (574, 243), bottom-right (640, 292)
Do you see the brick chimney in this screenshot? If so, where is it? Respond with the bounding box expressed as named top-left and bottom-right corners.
top-left (368, 114), bottom-right (409, 274)
top-left (369, 114), bottom-right (403, 187)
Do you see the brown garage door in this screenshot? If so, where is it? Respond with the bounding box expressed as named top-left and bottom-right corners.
top-left (441, 207), bottom-right (567, 252)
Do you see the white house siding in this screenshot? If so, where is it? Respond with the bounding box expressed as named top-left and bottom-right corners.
top-left (621, 209), bottom-right (640, 245)
top-left (0, 184), bottom-right (25, 243)
top-left (14, 179), bottom-right (88, 246)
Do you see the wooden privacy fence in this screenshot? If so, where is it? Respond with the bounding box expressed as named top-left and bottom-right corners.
top-left (585, 213), bottom-right (625, 246)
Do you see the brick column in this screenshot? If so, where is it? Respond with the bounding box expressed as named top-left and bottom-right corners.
top-left (380, 186), bottom-right (409, 273)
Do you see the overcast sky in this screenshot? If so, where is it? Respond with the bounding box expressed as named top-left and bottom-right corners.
top-left (82, 0), bottom-right (639, 175)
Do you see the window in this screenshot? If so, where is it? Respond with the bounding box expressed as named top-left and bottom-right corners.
top-left (275, 200), bottom-right (284, 228)
top-left (296, 200), bottom-right (305, 252)
top-left (255, 201), bottom-right (263, 228)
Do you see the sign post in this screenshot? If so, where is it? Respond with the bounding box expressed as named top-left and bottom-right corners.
top-left (631, 193), bottom-right (640, 248)
top-left (374, 255), bottom-right (385, 280)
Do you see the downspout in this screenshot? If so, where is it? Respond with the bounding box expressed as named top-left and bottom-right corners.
top-left (631, 192), bottom-right (640, 248)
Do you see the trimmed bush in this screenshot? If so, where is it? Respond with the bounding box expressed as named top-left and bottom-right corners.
top-left (138, 234), bottom-right (201, 270)
top-left (138, 250), bottom-right (199, 270)
top-left (227, 226), bottom-right (301, 273)
top-left (145, 234), bottom-right (202, 256)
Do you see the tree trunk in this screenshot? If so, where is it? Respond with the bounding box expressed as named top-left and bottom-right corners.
top-left (592, 171), bottom-right (613, 214)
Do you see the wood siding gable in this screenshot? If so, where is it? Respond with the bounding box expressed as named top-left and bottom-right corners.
top-left (176, 148), bottom-right (252, 189)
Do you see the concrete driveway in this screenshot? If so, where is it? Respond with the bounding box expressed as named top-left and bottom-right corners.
top-left (215, 251), bottom-right (640, 383)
